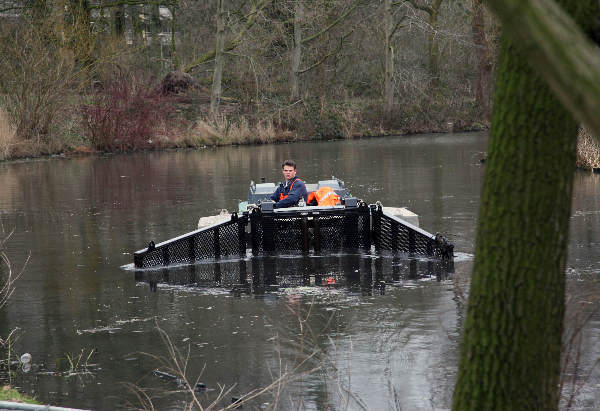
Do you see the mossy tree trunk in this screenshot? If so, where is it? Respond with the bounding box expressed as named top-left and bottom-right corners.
top-left (452, 1), bottom-right (599, 409)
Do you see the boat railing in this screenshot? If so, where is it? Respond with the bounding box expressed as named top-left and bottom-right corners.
top-left (133, 213), bottom-right (247, 269)
top-left (371, 204), bottom-right (454, 259)
top-left (249, 201), bottom-right (372, 255)
top-left (133, 201), bottom-right (453, 269)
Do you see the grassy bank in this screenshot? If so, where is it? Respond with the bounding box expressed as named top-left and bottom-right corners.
top-left (0, 386), bottom-right (38, 404)
top-left (0, 84), bottom-right (487, 162)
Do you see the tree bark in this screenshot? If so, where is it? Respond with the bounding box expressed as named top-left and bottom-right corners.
top-left (290, 0), bottom-right (303, 101)
top-left (452, 1), bottom-right (600, 409)
top-left (210, 0), bottom-right (225, 117)
top-left (471, 0), bottom-right (492, 119)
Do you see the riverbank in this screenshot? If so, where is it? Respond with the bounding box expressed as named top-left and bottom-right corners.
top-left (4, 121), bottom-right (599, 172)
top-left (0, 102), bottom-right (487, 162)
top-left (0, 386), bottom-right (38, 404)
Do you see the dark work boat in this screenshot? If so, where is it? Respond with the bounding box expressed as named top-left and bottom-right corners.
top-left (133, 178), bottom-right (454, 269)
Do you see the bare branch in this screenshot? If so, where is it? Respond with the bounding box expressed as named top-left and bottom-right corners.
top-left (403, 0), bottom-right (432, 15)
top-left (298, 30), bottom-right (353, 75)
top-left (183, 0), bottom-right (271, 73)
top-left (301, 0), bottom-right (362, 45)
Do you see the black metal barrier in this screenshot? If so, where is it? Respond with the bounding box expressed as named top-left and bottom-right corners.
top-left (133, 203), bottom-right (453, 269)
top-left (249, 202), bottom-right (371, 255)
top-left (133, 214), bottom-right (247, 269)
top-left (370, 204), bottom-right (454, 259)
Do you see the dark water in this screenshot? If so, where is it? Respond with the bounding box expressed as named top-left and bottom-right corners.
top-left (0, 133), bottom-right (598, 410)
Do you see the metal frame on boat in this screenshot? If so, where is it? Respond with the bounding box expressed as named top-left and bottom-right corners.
top-left (133, 199), bottom-right (454, 269)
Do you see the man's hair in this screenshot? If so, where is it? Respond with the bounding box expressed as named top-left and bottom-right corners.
top-left (282, 159), bottom-right (296, 169)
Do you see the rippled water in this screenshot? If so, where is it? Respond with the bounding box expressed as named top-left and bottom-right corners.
top-left (0, 132), bottom-right (598, 409)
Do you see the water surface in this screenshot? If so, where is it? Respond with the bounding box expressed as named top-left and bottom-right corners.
top-left (0, 132), bottom-right (598, 409)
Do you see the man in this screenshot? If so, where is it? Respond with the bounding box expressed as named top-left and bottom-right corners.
top-left (270, 160), bottom-right (308, 208)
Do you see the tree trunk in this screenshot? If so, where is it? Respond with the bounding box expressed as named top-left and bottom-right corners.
top-left (170, 5), bottom-right (178, 69)
top-left (471, 0), bottom-right (492, 119)
top-left (290, 0), bottom-right (303, 101)
top-left (383, 0), bottom-right (394, 117)
top-left (31, 0), bottom-right (49, 20)
top-left (130, 5), bottom-right (140, 45)
top-left (210, 0), bottom-right (225, 117)
top-left (452, 1), bottom-right (598, 408)
top-left (113, 5), bottom-right (125, 37)
top-left (428, 0), bottom-right (443, 90)
top-left (183, 0), bottom-right (269, 73)
top-left (67, 0), bottom-right (92, 65)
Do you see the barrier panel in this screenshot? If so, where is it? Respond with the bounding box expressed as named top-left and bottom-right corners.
top-left (133, 203), bottom-right (453, 269)
top-left (133, 214), bottom-right (247, 268)
top-left (249, 202), bottom-right (371, 255)
top-left (370, 205), bottom-right (453, 259)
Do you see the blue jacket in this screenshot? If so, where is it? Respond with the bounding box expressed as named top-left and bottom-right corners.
top-left (270, 177), bottom-right (308, 208)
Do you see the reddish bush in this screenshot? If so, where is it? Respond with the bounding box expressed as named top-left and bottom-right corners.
top-left (81, 74), bottom-right (174, 152)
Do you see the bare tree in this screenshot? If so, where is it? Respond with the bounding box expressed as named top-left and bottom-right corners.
top-left (183, 0), bottom-right (271, 73)
top-left (210, 0), bottom-right (225, 117)
top-left (383, 0), bottom-right (407, 117)
top-left (290, 0), bottom-right (303, 101)
top-left (405, 0), bottom-right (444, 90)
top-left (471, 0), bottom-right (493, 119)
top-left (288, 0), bottom-right (362, 100)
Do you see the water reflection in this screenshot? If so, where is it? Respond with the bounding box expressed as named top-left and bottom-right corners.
top-left (134, 254), bottom-right (455, 297)
top-left (2, 133), bottom-right (598, 409)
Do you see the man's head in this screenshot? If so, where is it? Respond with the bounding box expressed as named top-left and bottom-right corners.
top-left (281, 160), bottom-right (297, 181)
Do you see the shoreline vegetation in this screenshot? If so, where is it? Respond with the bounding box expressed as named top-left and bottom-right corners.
top-left (1, 1), bottom-right (498, 164)
top-left (0, 2), bottom-right (598, 169)
top-left (0, 70), bottom-right (489, 162)
top-left (2, 98), bottom-right (599, 171)
top-left (0, 386), bottom-right (38, 404)
top-left (0, 98), bottom-right (487, 163)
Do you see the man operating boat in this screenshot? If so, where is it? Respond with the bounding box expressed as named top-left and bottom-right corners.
top-left (270, 160), bottom-right (308, 208)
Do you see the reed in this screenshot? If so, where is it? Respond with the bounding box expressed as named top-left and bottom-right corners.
top-left (576, 127), bottom-right (600, 170)
top-left (0, 108), bottom-right (16, 161)
top-left (185, 115), bottom-right (284, 147)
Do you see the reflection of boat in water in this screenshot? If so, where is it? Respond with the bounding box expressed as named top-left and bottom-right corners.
top-left (134, 254), bottom-right (455, 296)
top-left (133, 178), bottom-right (454, 270)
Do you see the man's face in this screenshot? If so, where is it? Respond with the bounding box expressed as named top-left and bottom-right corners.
top-left (282, 165), bottom-right (296, 181)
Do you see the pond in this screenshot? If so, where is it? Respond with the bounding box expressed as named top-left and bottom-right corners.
top-left (0, 132), bottom-right (598, 409)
